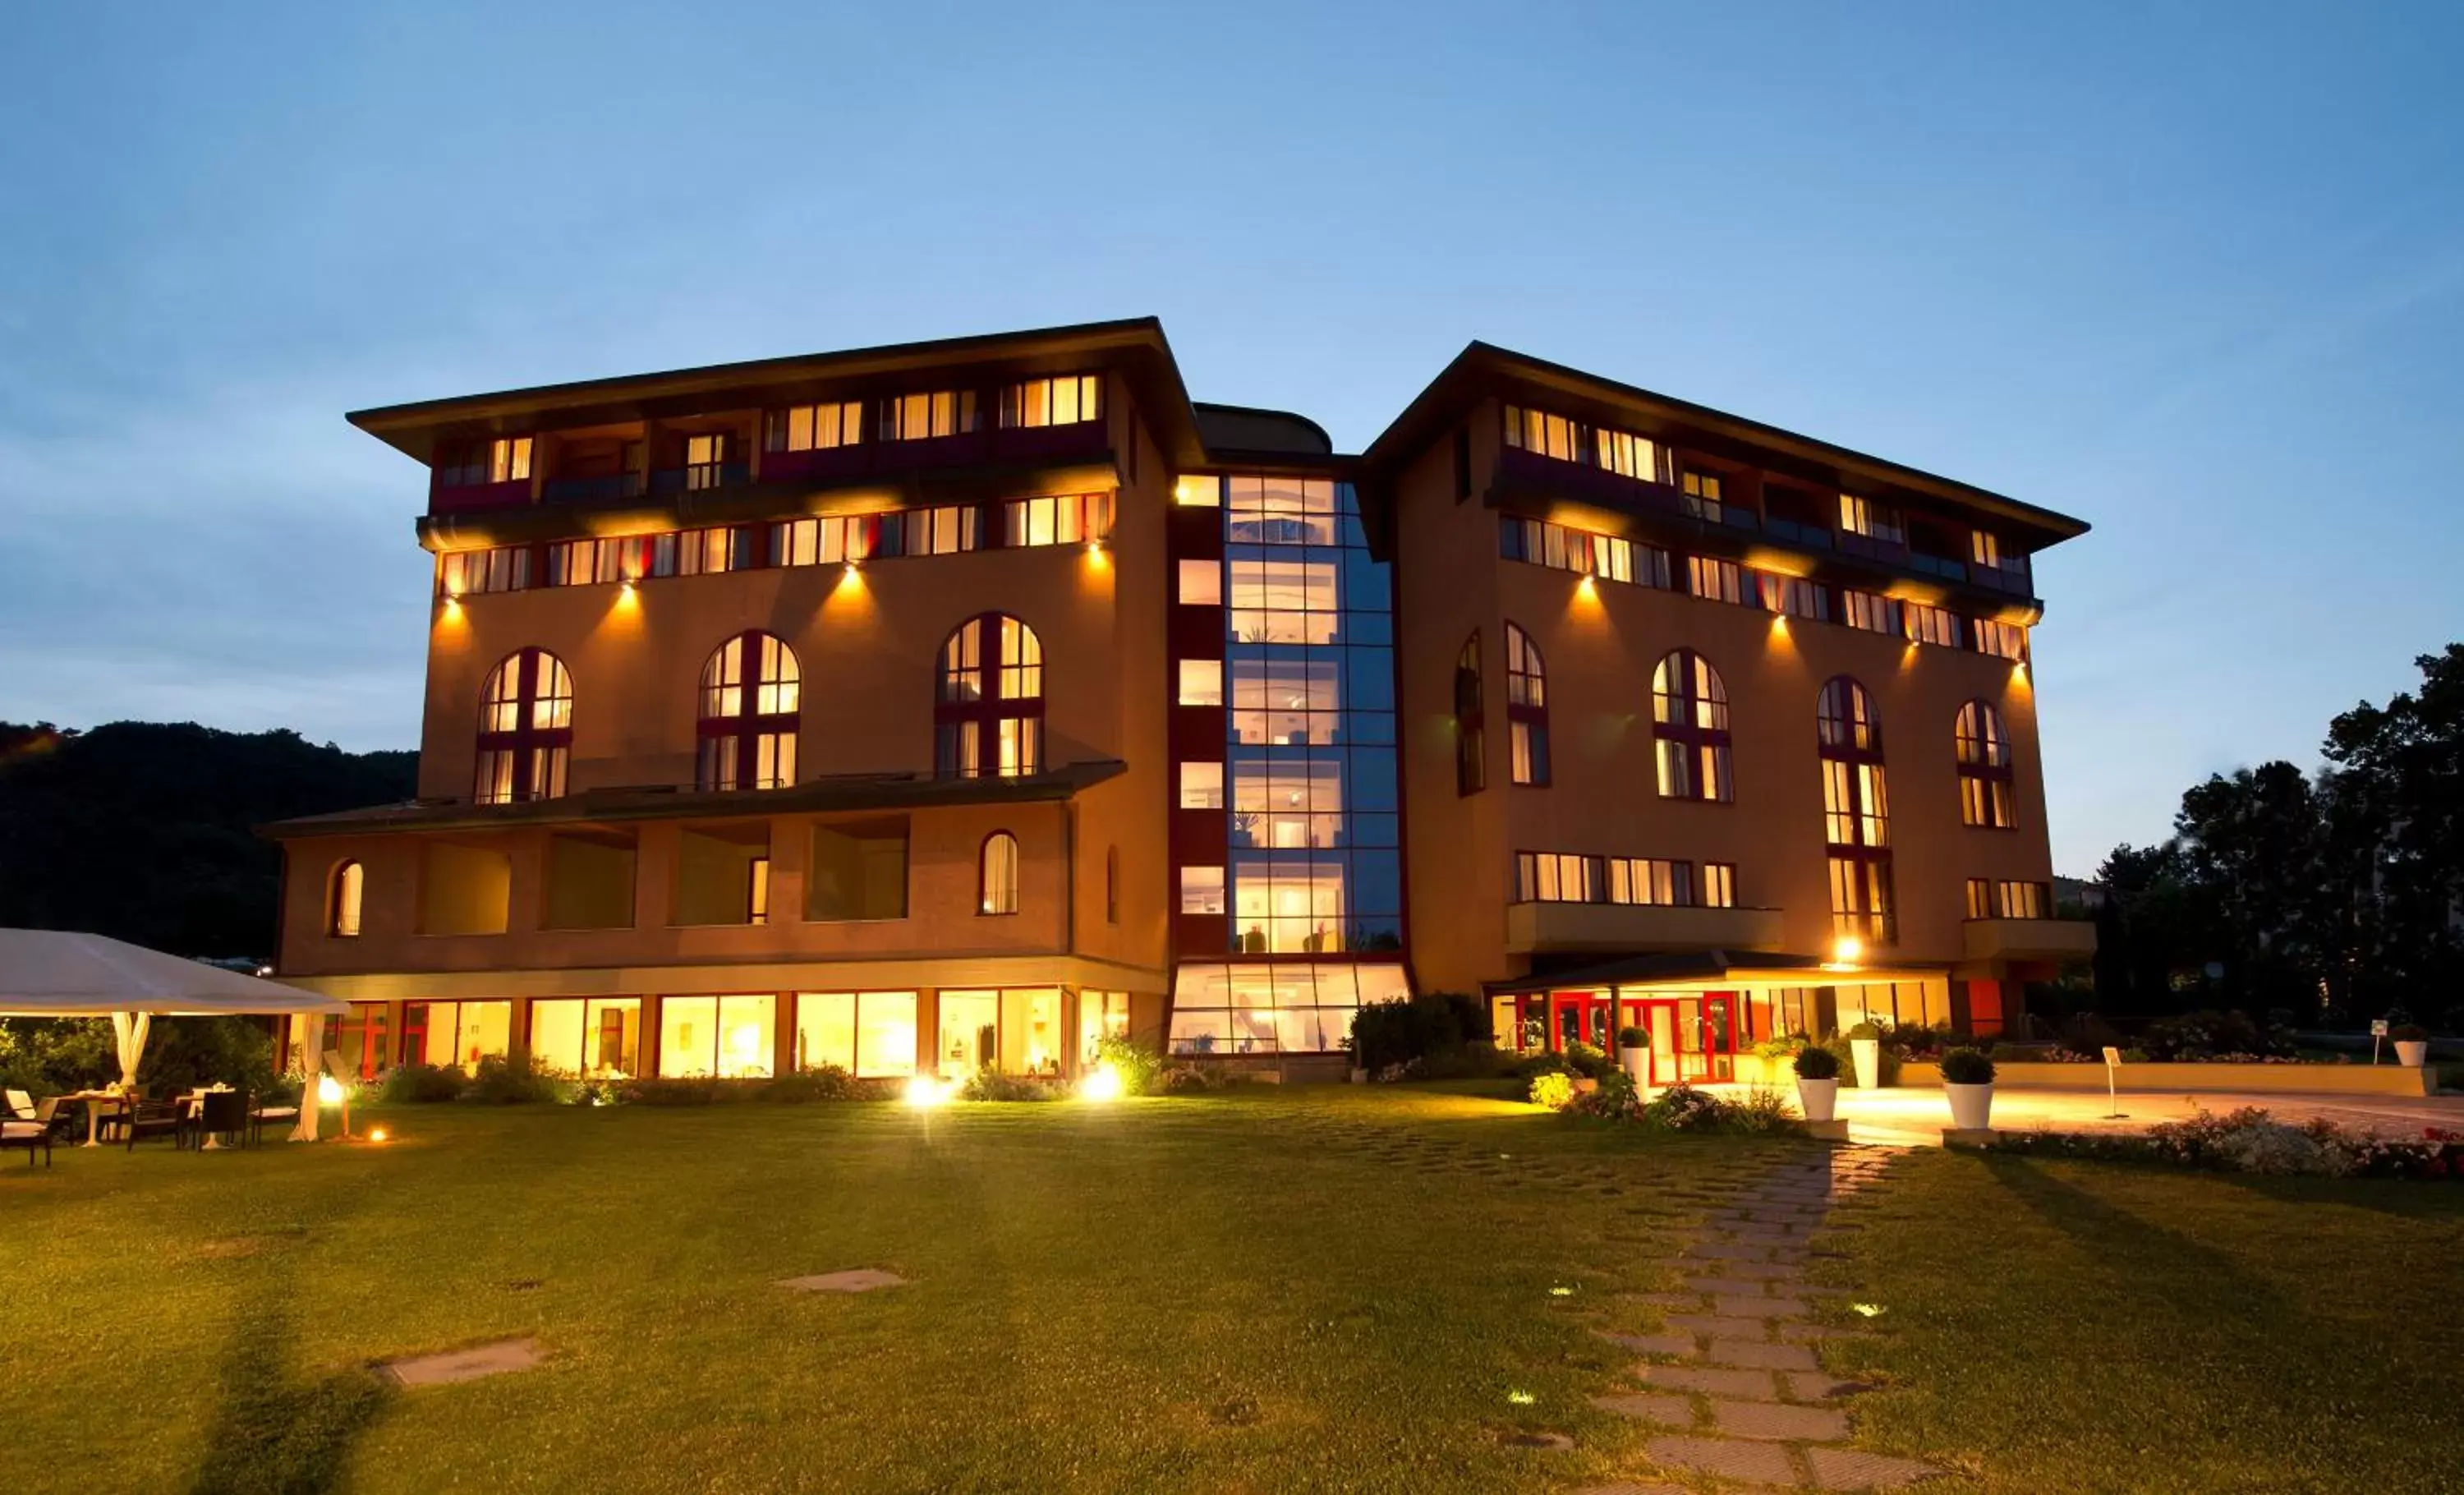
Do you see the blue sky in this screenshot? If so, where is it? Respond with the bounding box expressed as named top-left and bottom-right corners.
top-left (2, 1), bottom-right (2458, 874)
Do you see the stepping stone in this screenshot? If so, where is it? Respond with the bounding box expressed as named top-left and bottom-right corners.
top-left (1709, 1339), bottom-right (1821, 1371)
top-left (1804, 1446), bottom-right (1942, 1488)
top-left (1710, 1397), bottom-right (1851, 1441)
top-left (1597, 1330), bottom-right (1698, 1357)
top-left (1592, 1392), bottom-right (1694, 1424)
top-left (1684, 1275), bottom-right (1777, 1297)
top-left (1500, 1430), bottom-right (1575, 1451)
top-left (1685, 1242), bottom-right (1771, 1262)
top-left (1777, 1322), bottom-right (1875, 1344)
top-left (1716, 1295), bottom-right (1810, 1319)
top-left (1724, 1262), bottom-right (1802, 1281)
top-left (1666, 1314), bottom-right (1774, 1337)
top-left (1639, 1364), bottom-right (1777, 1399)
top-left (379, 1337), bottom-right (541, 1387)
top-left (1781, 1373), bottom-right (1877, 1402)
top-left (1644, 1434), bottom-right (1801, 1486)
top-left (777, 1268), bottom-right (908, 1294)
top-left (1640, 1291), bottom-right (1704, 1309)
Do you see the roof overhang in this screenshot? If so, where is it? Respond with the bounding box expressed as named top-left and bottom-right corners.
top-left (261, 761), bottom-right (1127, 840)
top-left (1360, 342), bottom-right (2090, 554)
top-left (1483, 949), bottom-right (1946, 997)
top-left (348, 318), bottom-right (1210, 470)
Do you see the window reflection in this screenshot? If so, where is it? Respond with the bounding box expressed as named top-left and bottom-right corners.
top-left (1231, 761), bottom-right (1344, 849)
top-left (1230, 659), bottom-right (1340, 745)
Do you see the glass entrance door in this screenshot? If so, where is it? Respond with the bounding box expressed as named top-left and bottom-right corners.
top-left (937, 991), bottom-right (1000, 1074)
top-left (1629, 995), bottom-right (1739, 1084)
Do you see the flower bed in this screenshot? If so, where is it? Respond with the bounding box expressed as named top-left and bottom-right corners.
top-left (1529, 1074), bottom-right (1801, 1134)
top-left (1988, 1107), bottom-right (2463, 1180)
top-left (1896, 1060), bottom-right (2434, 1097)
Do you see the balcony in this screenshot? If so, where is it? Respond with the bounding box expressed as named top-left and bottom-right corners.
top-left (1505, 900), bottom-right (1786, 956)
top-left (541, 472), bottom-right (646, 505)
top-left (1962, 918), bottom-right (2098, 963)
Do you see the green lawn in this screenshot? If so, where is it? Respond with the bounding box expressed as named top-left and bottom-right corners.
top-left (3, 1090), bottom-right (2457, 1494)
top-left (1831, 1148), bottom-right (2464, 1495)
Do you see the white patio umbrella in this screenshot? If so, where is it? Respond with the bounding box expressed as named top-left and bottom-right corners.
top-left (0, 929), bottom-right (346, 1127)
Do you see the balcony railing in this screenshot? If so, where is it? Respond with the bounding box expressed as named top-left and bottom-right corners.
top-left (1906, 551), bottom-right (1969, 584)
top-left (1505, 900), bottom-right (1786, 955)
top-left (650, 461), bottom-right (752, 496)
top-left (1962, 917), bottom-right (2098, 963)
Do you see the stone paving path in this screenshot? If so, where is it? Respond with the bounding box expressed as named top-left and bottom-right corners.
top-left (1574, 1144), bottom-right (1943, 1493)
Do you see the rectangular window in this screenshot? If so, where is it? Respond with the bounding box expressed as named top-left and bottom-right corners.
top-left (898, 504), bottom-right (981, 557)
top-left (1514, 851), bottom-right (1601, 904)
top-left (747, 857), bottom-right (770, 926)
top-left (1970, 531), bottom-right (2001, 570)
top-left (1179, 761), bottom-right (1225, 809)
top-left (1904, 602), bottom-right (1966, 648)
top-left (682, 434), bottom-right (732, 490)
top-left (1227, 558), bottom-right (1340, 643)
top-left (1841, 590), bottom-right (1901, 635)
top-left (656, 994), bottom-right (776, 1079)
top-left (1973, 619), bottom-right (2029, 660)
top-left (1607, 857), bottom-right (1691, 907)
top-left (1680, 470), bottom-right (1723, 522)
top-left (1178, 659), bottom-right (1224, 707)
top-left (1687, 555), bottom-right (1744, 605)
top-left (1501, 404), bottom-right (1583, 462)
top-left (1839, 494), bottom-right (1904, 545)
top-left (1510, 721), bottom-right (1545, 787)
top-left (1174, 473), bottom-right (1221, 507)
top-left (1973, 879), bottom-right (2049, 919)
top-left (1597, 427), bottom-right (1659, 482)
top-left (438, 546), bottom-right (531, 596)
top-left (1180, 866), bottom-right (1226, 915)
top-left (882, 389), bottom-right (978, 441)
top-left (1755, 571), bottom-right (1829, 620)
top-left (1003, 492), bottom-right (1111, 547)
top-left (1965, 878), bottom-right (1993, 920)
top-left (765, 401), bottom-right (865, 453)
top-left (1702, 862), bottom-right (1736, 908)
top-left (1499, 517), bottom-right (1666, 588)
top-left (1225, 476), bottom-right (1340, 545)
top-left (1177, 559), bottom-right (1222, 606)
top-left (1000, 375), bottom-right (1101, 427)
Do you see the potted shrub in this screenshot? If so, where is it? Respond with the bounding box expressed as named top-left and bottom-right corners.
top-left (2391, 1024), bottom-right (2430, 1068)
top-left (1793, 1044), bottom-right (1841, 1122)
top-left (1846, 1021), bottom-right (1886, 1089)
top-left (1615, 1024), bottom-right (1649, 1083)
top-left (1939, 1046), bottom-right (1997, 1130)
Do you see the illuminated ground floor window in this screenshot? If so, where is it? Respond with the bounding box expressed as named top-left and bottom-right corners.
top-left (527, 997), bottom-right (640, 1078)
top-left (402, 1000), bottom-right (512, 1074)
top-left (658, 994), bottom-right (776, 1079)
top-left (1079, 990), bottom-right (1130, 1062)
top-left (934, 988), bottom-right (1064, 1077)
top-left (1167, 963), bottom-right (1409, 1056)
top-left (793, 991), bottom-right (920, 1079)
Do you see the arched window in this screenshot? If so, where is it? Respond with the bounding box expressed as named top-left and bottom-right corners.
top-left (1504, 623), bottom-right (1550, 786)
top-left (1955, 700), bottom-right (2015, 829)
top-left (981, 831), bottom-right (1020, 915)
top-left (1455, 632), bottom-right (1485, 795)
top-left (329, 860), bottom-right (365, 938)
top-left (697, 631), bottom-right (801, 791)
top-left (1818, 677), bottom-right (1894, 943)
top-left (935, 614), bottom-right (1044, 779)
top-left (476, 648), bottom-right (573, 804)
top-left (1651, 650), bottom-right (1732, 801)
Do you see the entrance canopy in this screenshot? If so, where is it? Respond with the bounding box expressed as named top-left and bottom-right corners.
top-left (0, 929), bottom-right (345, 1087)
top-left (1483, 949), bottom-right (1945, 997)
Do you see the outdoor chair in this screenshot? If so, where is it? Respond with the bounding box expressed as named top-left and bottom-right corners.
top-left (34, 1097), bottom-right (80, 1145)
top-left (248, 1097), bottom-right (300, 1148)
top-left (3, 1088), bottom-right (34, 1118)
top-left (121, 1097), bottom-right (187, 1152)
top-left (196, 1091), bottom-right (249, 1149)
top-left (1, 1118), bottom-right (48, 1168)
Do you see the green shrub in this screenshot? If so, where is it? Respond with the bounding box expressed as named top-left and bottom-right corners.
top-left (1722, 1085), bottom-right (1803, 1134)
top-left (1792, 1046), bottom-right (1841, 1080)
top-left (380, 1063), bottom-right (467, 1103)
top-left (761, 1065), bottom-right (863, 1102)
top-left (1561, 1041), bottom-right (1617, 1080)
top-left (1528, 1071), bottom-right (1578, 1109)
top-left (464, 1051), bottom-right (561, 1105)
top-left (1090, 1033), bottom-right (1162, 1096)
top-left (1754, 1031), bottom-right (1810, 1060)
top-left (1348, 991), bottom-right (1490, 1071)
top-left (619, 1076), bottom-right (719, 1106)
top-left (1940, 1047), bottom-right (1997, 1085)
top-left (2390, 1024), bottom-right (2430, 1043)
top-left (1845, 1021), bottom-right (1887, 1042)
top-left (1158, 1063), bottom-right (1236, 1093)
top-left (1614, 1025), bottom-right (1648, 1048)
top-left (960, 1071), bottom-right (1061, 1102)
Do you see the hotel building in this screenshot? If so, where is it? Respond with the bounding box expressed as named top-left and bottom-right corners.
top-left (265, 319), bottom-right (2091, 1085)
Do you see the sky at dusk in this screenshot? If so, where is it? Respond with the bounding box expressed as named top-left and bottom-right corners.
top-left (3, 2), bottom-right (2460, 875)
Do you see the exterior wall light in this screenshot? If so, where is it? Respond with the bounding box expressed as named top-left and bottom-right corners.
top-left (1830, 934), bottom-right (1864, 967)
top-left (1079, 1063), bottom-right (1124, 1102)
top-left (904, 1074), bottom-right (951, 1108)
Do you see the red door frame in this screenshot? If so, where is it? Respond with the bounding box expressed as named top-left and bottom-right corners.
top-left (399, 1002), bottom-right (431, 1068)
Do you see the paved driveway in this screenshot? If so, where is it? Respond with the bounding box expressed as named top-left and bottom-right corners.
top-left (1826, 1083), bottom-right (2464, 1148)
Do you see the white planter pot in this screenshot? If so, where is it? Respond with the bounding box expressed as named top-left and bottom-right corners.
top-left (2395, 1040), bottom-right (2429, 1068)
top-left (1850, 1038), bottom-right (1881, 1089)
top-left (1619, 1046), bottom-right (1648, 1083)
top-left (1796, 1076), bottom-right (1839, 1123)
top-left (1946, 1081), bottom-right (1994, 1131)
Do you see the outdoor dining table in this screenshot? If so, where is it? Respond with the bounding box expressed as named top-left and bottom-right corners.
top-left (59, 1089), bottom-right (125, 1147)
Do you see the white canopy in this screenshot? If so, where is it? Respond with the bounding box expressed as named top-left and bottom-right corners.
top-left (0, 929), bottom-right (344, 1087)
